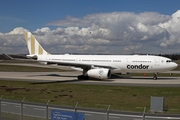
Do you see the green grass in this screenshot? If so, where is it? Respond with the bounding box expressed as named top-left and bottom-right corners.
top-left (0, 80), bottom-right (180, 114)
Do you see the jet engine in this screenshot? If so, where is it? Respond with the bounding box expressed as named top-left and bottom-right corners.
top-left (87, 68), bottom-right (111, 79)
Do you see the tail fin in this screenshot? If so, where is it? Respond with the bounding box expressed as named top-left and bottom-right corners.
top-left (24, 32), bottom-right (50, 55)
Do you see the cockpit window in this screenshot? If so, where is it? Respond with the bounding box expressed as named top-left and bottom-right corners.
top-left (166, 60), bottom-right (172, 62)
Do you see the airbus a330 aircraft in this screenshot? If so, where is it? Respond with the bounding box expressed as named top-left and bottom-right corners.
top-left (24, 32), bottom-right (177, 80)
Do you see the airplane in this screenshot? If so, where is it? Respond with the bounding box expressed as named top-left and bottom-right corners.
top-left (23, 32), bottom-right (177, 80)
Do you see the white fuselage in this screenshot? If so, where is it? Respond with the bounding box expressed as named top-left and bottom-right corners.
top-left (37, 54), bottom-right (178, 74)
top-left (24, 32), bottom-right (178, 79)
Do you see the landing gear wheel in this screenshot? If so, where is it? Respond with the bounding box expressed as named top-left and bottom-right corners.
top-left (77, 75), bottom-right (89, 80)
top-left (153, 73), bottom-right (157, 80)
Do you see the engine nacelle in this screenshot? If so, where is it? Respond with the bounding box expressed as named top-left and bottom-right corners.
top-left (87, 68), bottom-right (111, 79)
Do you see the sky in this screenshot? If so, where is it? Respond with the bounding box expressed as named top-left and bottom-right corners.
top-left (0, 0), bottom-right (180, 54)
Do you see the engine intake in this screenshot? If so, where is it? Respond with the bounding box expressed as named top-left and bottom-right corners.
top-left (87, 68), bottom-right (111, 79)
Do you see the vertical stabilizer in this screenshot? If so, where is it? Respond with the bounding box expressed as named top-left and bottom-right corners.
top-left (24, 32), bottom-right (50, 55)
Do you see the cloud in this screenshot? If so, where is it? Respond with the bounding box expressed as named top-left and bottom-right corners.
top-left (47, 11), bottom-right (172, 49)
top-left (1, 10), bottom-right (180, 54)
top-left (158, 10), bottom-right (180, 47)
top-left (7, 27), bottom-right (28, 35)
top-left (0, 27), bottom-right (29, 53)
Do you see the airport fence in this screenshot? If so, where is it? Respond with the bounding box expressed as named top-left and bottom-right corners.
top-left (0, 97), bottom-right (180, 120)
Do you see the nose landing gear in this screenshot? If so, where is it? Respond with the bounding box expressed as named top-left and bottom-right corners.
top-left (153, 73), bottom-right (157, 80)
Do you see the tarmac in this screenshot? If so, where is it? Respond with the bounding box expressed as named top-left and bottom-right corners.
top-left (0, 71), bottom-right (180, 87)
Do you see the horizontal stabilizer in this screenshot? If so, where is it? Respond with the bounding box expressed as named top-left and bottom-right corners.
top-left (2, 53), bottom-right (14, 60)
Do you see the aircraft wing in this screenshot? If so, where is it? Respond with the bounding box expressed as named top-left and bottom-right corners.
top-left (2, 53), bottom-right (118, 69)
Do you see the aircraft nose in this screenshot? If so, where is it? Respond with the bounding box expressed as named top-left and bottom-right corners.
top-left (173, 62), bottom-right (178, 68)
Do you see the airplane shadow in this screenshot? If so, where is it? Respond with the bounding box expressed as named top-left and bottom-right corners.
top-left (28, 74), bottom-right (77, 78)
top-left (40, 74), bottom-right (78, 77)
top-left (31, 79), bottom-right (85, 85)
top-left (30, 73), bottom-right (116, 85)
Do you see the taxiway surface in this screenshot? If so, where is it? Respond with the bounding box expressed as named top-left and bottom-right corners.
top-left (0, 72), bottom-right (180, 87)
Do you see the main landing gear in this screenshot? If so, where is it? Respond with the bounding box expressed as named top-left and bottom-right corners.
top-left (77, 68), bottom-right (90, 80)
top-left (153, 73), bottom-right (158, 80)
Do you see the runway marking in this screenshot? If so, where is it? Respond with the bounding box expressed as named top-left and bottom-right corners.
top-left (1, 104), bottom-right (6, 106)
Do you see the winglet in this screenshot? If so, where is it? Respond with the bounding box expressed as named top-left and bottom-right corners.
top-left (24, 32), bottom-right (51, 55)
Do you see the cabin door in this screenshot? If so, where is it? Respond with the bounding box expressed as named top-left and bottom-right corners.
top-left (154, 59), bottom-right (160, 66)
